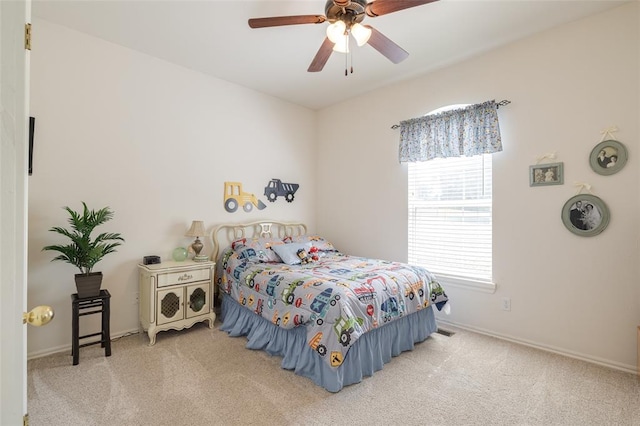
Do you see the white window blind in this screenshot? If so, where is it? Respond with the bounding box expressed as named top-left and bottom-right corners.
top-left (408, 154), bottom-right (492, 281)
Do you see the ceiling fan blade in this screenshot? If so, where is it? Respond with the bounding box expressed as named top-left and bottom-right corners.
top-left (365, 0), bottom-right (438, 17)
top-left (248, 15), bottom-right (326, 29)
top-left (365, 26), bottom-right (409, 64)
top-left (308, 37), bottom-right (334, 72)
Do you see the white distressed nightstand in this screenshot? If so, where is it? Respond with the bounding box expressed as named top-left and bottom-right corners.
top-left (138, 260), bottom-right (216, 345)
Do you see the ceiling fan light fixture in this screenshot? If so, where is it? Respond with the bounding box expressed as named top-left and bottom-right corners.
top-left (326, 20), bottom-right (346, 43)
top-left (332, 36), bottom-right (349, 53)
top-left (351, 23), bottom-right (372, 46)
top-left (248, 0), bottom-right (437, 73)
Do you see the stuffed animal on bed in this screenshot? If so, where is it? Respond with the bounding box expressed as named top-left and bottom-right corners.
top-left (297, 246), bottom-right (321, 263)
top-left (309, 246), bottom-right (320, 261)
top-left (296, 248), bottom-right (312, 264)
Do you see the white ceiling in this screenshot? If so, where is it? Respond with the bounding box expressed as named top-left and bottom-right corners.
top-left (32, 0), bottom-right (627, 110)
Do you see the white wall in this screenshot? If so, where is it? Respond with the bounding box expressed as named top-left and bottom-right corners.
top-left (317, 3), bottom-right (640, 372)
top-left (27, 19), bottom-right (317, 357)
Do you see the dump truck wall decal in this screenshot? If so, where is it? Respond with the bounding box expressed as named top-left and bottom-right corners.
top-left (264, 178), bottom-right (300, 203)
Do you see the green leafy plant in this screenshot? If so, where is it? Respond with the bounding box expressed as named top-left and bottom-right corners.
top-left (43, 202), bottom-right (125, 275)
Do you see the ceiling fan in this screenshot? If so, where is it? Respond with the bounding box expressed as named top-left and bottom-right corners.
top-left (248, 0), bottom-right (438, 73)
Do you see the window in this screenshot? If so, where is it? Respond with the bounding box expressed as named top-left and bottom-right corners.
top-left (407, 104), bottom-right (494, 289)
top-left (408, 155), bottom-right (492, 282)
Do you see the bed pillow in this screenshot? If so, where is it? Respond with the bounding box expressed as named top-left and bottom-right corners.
top-left (283, 235), bottom-right (337, 252)
top-left (271, 242), bottom-right (312, 265)
top-left (230, 237), bottom-right (284, 263)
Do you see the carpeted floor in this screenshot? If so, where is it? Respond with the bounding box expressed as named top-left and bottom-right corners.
top-left (27, 321), bottom-right (640, 425)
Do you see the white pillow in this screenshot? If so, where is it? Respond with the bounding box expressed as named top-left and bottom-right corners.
top-left (271, 242), bottom-right (312, 265)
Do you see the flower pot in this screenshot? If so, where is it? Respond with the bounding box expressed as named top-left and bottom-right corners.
top-left (74, 272), bottom-right (103, 298)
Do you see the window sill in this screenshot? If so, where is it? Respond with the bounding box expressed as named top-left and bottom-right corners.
top-left (434, 273), bottom-right (496, 294)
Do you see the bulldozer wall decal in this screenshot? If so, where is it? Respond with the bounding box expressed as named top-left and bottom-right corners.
top-left (223, 179), bottom-right (300, 214)
top-left (223, 181), bottom-right (267, 213)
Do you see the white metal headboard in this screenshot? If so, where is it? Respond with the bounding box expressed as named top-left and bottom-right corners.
top-left (210, 220), bottom-right (308, 262)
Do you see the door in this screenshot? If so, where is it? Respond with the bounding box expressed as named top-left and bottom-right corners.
top-left (157, 288), bottom-right (185, 325)
top-left (0, 0), bottom-right (30, 424)
top-left (186, 283), bottom-right (210, 318)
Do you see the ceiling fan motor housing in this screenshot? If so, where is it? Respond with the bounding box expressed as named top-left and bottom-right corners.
top-left (325, 0), bottom-right (367, 25)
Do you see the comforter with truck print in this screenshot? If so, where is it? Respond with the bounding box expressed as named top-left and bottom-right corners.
top-left (217, 240), bottom-right (448, 369)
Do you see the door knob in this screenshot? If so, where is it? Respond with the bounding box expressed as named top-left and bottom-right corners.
top-left (23, 305), bottom-right (55, 326)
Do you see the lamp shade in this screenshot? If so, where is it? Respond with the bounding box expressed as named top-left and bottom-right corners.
top-left (185, 220), bottom-right (206, 237)
top-left (332, 36), bottom-right (349, 53)
top-left (326, 20), bottom-right (346, 43)
top-left (351, 23), bottom-right (372, 47)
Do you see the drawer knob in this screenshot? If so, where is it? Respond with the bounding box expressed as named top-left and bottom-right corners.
top-left (178, 273), bottom-right (193, 281)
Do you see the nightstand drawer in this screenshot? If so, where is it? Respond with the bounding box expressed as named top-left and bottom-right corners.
top-left (157, 268), bottom-right (210, 287)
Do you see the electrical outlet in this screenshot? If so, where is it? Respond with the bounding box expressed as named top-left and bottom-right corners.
top-left (502, 297), bottom-right (511, 311)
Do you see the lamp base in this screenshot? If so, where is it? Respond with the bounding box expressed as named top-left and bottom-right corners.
top-left (190, 237), bottom-right (207, 262)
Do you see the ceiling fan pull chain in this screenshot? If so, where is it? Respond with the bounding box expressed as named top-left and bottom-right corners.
top-left (350, 37), bottom-right (354, 75)
top-left (344, 32), bottom-right (348, 76)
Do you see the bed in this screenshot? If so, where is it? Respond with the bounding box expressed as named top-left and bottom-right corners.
top-left (211, 220), bottom-right (449, 392)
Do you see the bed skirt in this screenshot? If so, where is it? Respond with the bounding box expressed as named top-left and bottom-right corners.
top-left (219, 294), bottom-right (438, 392)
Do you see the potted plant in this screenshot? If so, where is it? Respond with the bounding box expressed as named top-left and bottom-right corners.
top-left (43, 202), bottom-right (124, 298)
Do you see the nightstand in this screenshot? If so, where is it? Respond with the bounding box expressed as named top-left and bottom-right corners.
top-left (138, 260), bottom-right (215, 345)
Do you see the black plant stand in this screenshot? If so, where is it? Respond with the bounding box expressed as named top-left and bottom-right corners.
top-left (71, 289), bottom-right (111, 365)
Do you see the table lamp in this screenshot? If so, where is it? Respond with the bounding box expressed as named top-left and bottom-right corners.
top-left (185, 220), bottom-right (207, 262)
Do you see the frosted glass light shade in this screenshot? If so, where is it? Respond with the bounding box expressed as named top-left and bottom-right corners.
top-left (351, 23), bottom-right (372, 46)
top-left (326, 20), bottom-right (346, 43)
top-left (332, 36), bottom-right (349, 53)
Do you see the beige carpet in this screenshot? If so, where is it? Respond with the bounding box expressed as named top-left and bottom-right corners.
top-left (28, 321), bottom-right (640, 426)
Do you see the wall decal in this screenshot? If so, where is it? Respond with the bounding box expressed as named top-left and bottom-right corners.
top-left (223, 181), bottom-right (267, 213)
top-left (264, 178), bottom-right (300, 203)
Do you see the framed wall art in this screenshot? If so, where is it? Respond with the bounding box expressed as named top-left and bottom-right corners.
top-left (529, 162), bottom-right (564, 187)
top-left (589, 140), bottom-right (627, 176)
top-left (561, 194), bottom-right (610, 237)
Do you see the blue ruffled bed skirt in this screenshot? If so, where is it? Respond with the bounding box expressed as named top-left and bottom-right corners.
top-left (220, 294), bottom-right (438, 392)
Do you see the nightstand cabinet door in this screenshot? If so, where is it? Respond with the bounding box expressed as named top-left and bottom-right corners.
top-left (186, 283), bottom-right (210, 319)
top-left (157, 287), bottom-right (185, 325)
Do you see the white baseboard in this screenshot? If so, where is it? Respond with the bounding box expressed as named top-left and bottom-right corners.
top-left (27, 327), bottom-right (140, 361)
top-left (437, 319), bottom-right (637, 375)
